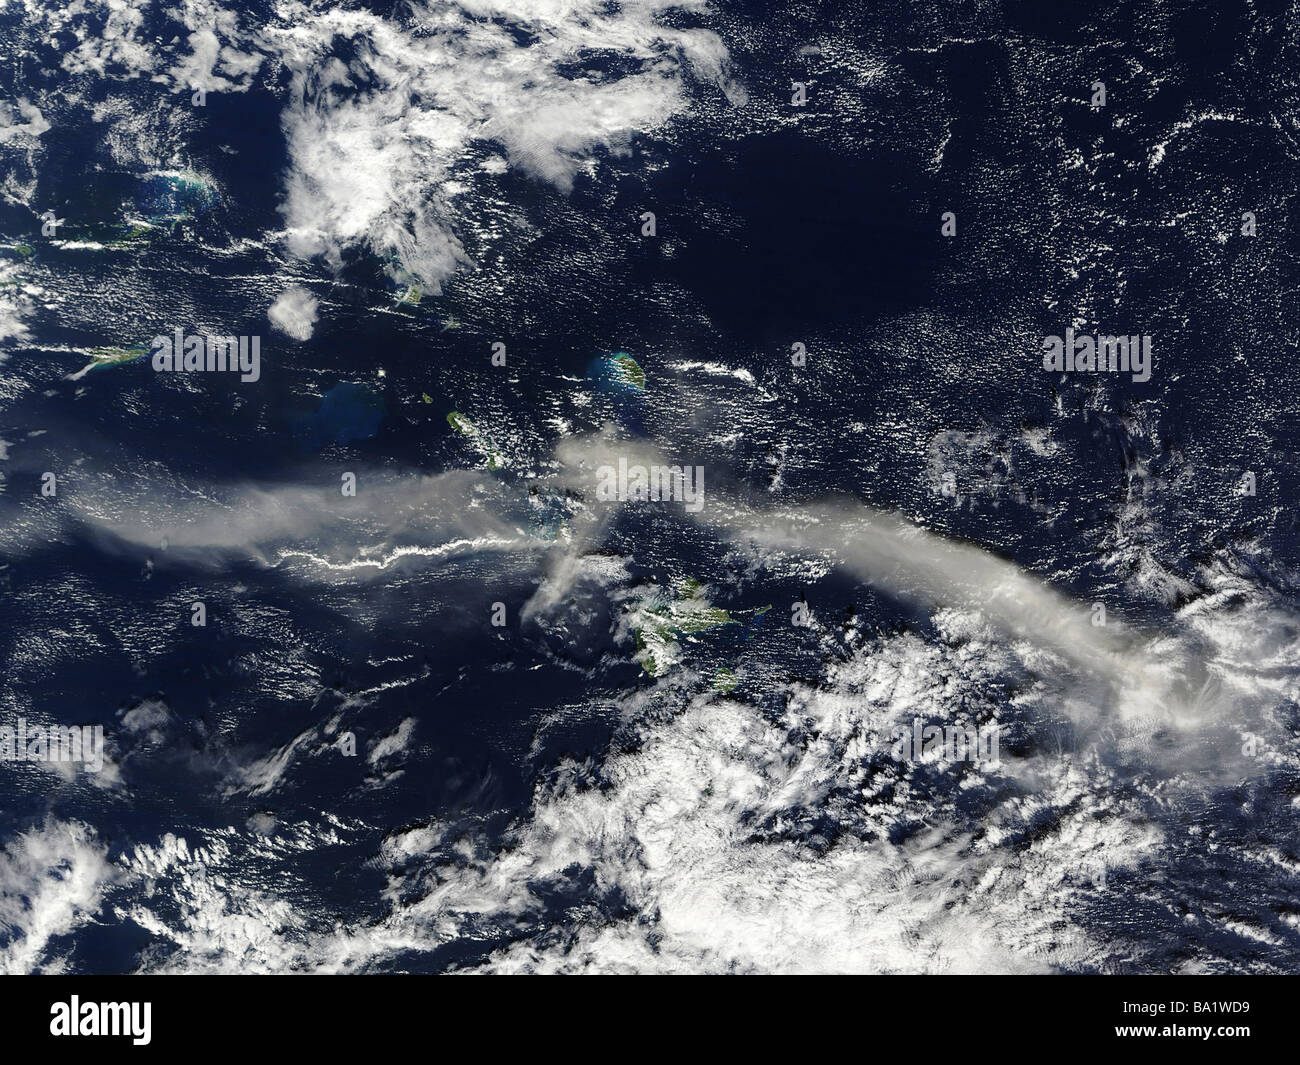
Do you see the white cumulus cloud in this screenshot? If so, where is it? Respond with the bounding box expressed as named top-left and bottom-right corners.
top-left (268, 285), bottom-right (319, 341)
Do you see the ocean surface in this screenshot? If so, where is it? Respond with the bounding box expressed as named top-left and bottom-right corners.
top-left (1, 0), bottom-right (1299, 973)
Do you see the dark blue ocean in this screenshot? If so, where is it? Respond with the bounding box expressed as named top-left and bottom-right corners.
top-left (1, 0), bottom-right (1299, 974)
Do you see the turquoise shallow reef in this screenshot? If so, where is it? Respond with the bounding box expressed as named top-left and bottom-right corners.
top-left (295, 382), bottom-right (387, 450)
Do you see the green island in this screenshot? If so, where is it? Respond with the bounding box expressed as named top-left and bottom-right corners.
top-left (609, 352), bottom-right (645, 390)
top-left (107, 222), bottom-right (155, 248)
top-left (631, 579), bottom-right (769, 678)
top-left (446, 410), bottom-right (506, 470)
top-left (70, 342), bottom-right (151, 379)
